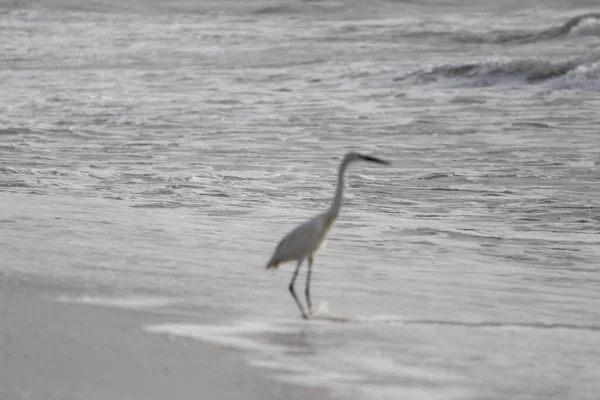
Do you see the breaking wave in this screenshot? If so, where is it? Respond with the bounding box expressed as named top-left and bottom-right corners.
top-left (456, 12), bottom-right (600, 44)
top-left (397, 53), bottom-right (600, 89)
top-left (390, 12), bottom-right (600, 45)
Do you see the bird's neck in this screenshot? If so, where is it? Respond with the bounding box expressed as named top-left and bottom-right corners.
top-left (328, 158), bottom-right (350, 218)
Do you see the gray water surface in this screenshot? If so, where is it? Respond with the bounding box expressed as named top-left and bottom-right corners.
top-left (2, 1), bottom-right (600, 399)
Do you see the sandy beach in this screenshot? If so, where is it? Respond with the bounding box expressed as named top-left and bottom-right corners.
top-left (0, 283), bottom-right (325, 400)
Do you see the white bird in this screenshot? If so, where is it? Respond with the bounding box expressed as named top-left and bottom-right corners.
top-left (266, 151), bottom-right (390, 319)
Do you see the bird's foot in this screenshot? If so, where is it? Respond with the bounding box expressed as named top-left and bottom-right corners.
top-left (301, 310), bottom-right (314, 320)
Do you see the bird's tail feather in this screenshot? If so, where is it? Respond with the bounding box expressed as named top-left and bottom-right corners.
top-left (265, 260), bottom-right (279, 269)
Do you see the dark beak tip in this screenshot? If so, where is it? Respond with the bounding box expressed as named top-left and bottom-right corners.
top-left (361, 154), bottom-right (390, 165)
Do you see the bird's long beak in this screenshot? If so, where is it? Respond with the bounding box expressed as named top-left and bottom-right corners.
top-left (359, 154), bottom-right (391, 165)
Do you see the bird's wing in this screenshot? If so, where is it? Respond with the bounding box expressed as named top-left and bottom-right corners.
top-left (270, 213), bottom-right (326, 263)
top-left (276, 215), bottom-right (322, 250)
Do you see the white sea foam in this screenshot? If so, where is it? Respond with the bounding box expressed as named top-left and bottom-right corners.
top-left (53, 295), bottom-right (180, 309)
top-left (144, 321), bottom-right (297, 352)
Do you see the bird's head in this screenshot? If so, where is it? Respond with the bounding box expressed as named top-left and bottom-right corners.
top-left (344, 151), bottom-right (390, 166)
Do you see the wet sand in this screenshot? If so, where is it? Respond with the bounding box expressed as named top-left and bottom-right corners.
top-left (0, 284), bottom-right (325, 400)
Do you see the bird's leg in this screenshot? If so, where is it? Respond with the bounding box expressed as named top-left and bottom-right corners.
top-left (289, 259), bottom-right (308, 319)
top-left (305, 256), bottom-right (313, 315)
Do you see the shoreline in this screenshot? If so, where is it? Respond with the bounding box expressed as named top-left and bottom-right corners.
top-left (0, 283), bottom-right (328, 400)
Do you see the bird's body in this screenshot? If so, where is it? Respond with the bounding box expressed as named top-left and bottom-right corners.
top-left (266, 151), bottom-right (390, 319)
top-left (266, 210), bottom-right (336, 269)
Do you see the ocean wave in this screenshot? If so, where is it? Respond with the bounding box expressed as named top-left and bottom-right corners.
top-left (396, 53), bottom-right (600, 89)
top-left (455, 12), bottom-right (600, 44)
top-left (252, 5), bottom-right (301, 15)
top-left (315, 12), bottom-right (600, 50)
top-left (386, 12), bottom-right (600, 45)
top-left (251, 0), bottom-right (357, 16)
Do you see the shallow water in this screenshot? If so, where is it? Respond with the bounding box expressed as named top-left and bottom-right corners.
top-left (2, 0), bottom-right (600, 399)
